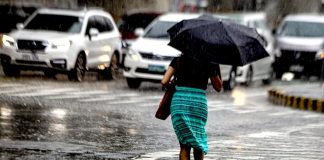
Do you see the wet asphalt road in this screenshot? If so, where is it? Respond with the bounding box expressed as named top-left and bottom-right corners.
top-left (0, 71), bottom-right (324, 159)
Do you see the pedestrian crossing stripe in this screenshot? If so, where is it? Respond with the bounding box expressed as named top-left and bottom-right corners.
top-left (0, 82), bottom-right (271, 114)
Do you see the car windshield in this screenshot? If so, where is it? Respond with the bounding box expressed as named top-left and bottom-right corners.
top-left (279, 21), bottom-right (324, 37)
top-left (24, 14), bottom-right (83, 33)
top-left (143, 21), bottom-right (176, 39)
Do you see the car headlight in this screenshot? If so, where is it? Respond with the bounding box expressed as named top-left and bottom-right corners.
top-left (51, 40), bottom-right (72, 49)
top-left (0, 35), bottom-right (15, 48)
top-left (127, 48), bottom-right (141, 61)
top-left (315, 50), bottom-right (324, 60)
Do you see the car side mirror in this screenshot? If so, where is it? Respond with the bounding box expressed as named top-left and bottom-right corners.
top-left (89, 28), bottom-right (99, 37)
top-left (16, 23), bottom-right (24, 30)
top-left (134, 28), bottom-right (144, 37)
top-left (88, 28), bottom-right (99, 41)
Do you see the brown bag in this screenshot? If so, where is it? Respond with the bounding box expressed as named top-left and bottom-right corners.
top-left (155, 82), bottom-right (176, 120)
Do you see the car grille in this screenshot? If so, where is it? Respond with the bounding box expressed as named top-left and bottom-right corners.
top-left (16, 60), bottom-right (47, 66)
top-left (280, 50), bottom-right (316, 63)
top-left (17, 40), bottom-right (48, 51)
top-left (139, 52), bottom-right (174, 61)
top-left (135, 68), bottom-right (165, 75)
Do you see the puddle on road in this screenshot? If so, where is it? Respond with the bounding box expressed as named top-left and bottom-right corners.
top-left (0, 102), bottom-right (174, 158)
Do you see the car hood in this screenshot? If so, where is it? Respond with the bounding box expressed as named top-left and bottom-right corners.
top-left (9, 30), bottom-right (78, 42)
top-left (277, 36), bottom-right (324, 51)
top-left (130, 37), bottom-right (181, 57)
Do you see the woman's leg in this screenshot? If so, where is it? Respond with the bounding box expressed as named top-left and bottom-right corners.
top-left (193, 148), bottom-right (204, 160)
top-left (179, 143), bottom-right (191, 160)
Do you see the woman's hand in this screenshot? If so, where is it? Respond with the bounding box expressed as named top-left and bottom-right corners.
top-left (210, 75), bottom-right (223, 92)
top-left (161, 66), bottom-right (175, 88)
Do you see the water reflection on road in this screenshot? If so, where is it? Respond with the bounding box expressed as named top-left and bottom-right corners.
top-left (0, 102), bottom-right (150, 153)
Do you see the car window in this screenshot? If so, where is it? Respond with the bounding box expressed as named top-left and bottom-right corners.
top-left (279, 21), bottom-right (324, 37)
top-left (85, 16), bottom-right (96, 35)
top-left (24, 13), bottom-right (83, 33)
top-left (100, 16), bottom-right (114, 32)
top-left (143, 21), bottom-right (176, 39)
top-left (253, 19), bottom-right (267, 29)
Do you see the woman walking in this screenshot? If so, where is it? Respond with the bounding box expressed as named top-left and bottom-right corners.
top-left (161, 55), bottom-right (223, 160)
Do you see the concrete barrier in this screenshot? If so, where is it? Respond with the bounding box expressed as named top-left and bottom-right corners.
top-left (268, 89), bottom-right (324, 113)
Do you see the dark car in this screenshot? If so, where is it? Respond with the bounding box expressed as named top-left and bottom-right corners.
top-left (118, 12), bottom-right (161, 40)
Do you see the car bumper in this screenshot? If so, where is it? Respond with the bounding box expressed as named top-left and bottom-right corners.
top-left (0, 47), bottom-right (70, 71)
top-left (235, 65), bottom-right (249, 83)
top-left (123, 55), bottom-right (171, 81)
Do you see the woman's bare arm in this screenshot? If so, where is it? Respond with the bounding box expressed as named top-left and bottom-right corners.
top-left (161, 66), bottom-right (175, 86)
top-left (210, 75), bottom-right (223, 92)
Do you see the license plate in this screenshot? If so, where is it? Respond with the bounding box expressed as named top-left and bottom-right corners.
top-left (289, 65), bottom-right (304, 72)
top-left (148, 65), bottom-right (165, 72)
top-left (22, 53), bottom-right (39, 61)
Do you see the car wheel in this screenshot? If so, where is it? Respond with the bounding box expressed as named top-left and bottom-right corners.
top-left (224, 69), bottom-right (236, 91)
top-left (243, 67), bottom-right (253, 86)
top-left (1, 59), bottom-right (20, 77)
top-left (262, 65), bottom-right (274, 85)
top-left (100, 53), bottom-right (120, 80)
top-left (126, 78), bottom-right (141, 89)
top-left (68, 54), bottom-right (86, 82)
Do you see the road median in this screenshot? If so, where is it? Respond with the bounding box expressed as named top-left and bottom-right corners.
top-left (268, 89), bottom-right (324, 113)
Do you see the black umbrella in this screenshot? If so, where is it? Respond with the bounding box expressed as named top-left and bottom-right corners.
top-left (167, 15), bottom-right (269, 66)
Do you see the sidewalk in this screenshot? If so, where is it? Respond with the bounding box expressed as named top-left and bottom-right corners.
top-left (268, 82), bottom-right (324, 113)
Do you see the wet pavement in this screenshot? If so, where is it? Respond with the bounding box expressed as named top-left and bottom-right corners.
top-left (0, 72), bottom-right (324, 159)
top-left (271, 82), bottom-right (324, 100)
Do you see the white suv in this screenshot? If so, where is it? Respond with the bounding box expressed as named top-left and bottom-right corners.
top-left (123, 13), bottom-right (236, 89)
top-left (0, 8), bottom-right (122, 81)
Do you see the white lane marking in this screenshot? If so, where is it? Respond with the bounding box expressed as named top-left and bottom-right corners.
top-left (0, 83), bottom-right (24, 88)
top-left (78, 97), bottom-right (116, 102)
top-left (302, 114), bottom-right (321, 119)
top-left (208, 100), bottom-right (225, 105)
top-left (209, 103), bottom-right (235, 108)
top-left (137, 102), bottom-right (158, 107)
top-left (247, 132), bottom-right (285, 138)
top-left (138, 149), bottom-right (178, 159)
top-left (106, 99), bottom-right (143, 104)
top-left (0, 87), bottom-right (52, 94)
top-left (245, 92), bottom-right (267, 97)
top-left (46, 94), bottom-right (95, 100)
top-left (268, 111), bottom-right (296, 116)
top-left (78, 93), bottom-right (140, 102)
top-left (10, 88), bottom-right (79, 97)
top-left (67, 90), bottom-right (110, 95)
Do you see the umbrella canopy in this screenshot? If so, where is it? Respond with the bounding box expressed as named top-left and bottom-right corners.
top-left (167, 15), bottom-right (269, 66)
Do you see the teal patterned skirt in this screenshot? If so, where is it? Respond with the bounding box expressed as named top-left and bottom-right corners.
top-left (171, 86), bottom-right (208, 154)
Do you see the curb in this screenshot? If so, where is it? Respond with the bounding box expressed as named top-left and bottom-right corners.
top-left (268, 89), bottom-right (324, 113)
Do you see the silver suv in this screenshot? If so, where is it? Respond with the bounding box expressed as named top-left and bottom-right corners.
top-left (274, 14), bottom-right (324, 78)
top-left (0, 8), bottom-right (122, 81)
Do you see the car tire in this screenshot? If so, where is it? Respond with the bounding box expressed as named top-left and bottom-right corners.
top-left (223, 69), bottom-right (236, 91)
top-left (262, 65), bottom-right (274, 85)
top-left (1, 59), bottom-right (20, 77)
top-left (126, 78), bottom-right (141, 89)
top-left (243, 66), bottom-right (253, 86)
top-left (68, 54), bottom-right (86, 82)
top-left (100, 53), bottom-right (120, 80)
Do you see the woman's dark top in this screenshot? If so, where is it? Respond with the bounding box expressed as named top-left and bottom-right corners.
top-left (170, 56), bottom-right (221, 90)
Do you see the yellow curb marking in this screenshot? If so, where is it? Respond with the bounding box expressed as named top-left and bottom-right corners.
top-left (307, 99), bottom-right (313, 111)
top-left (317, 100), bottom-right (323, 113)
top-left (300, 97), bottom-right (305, 110)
